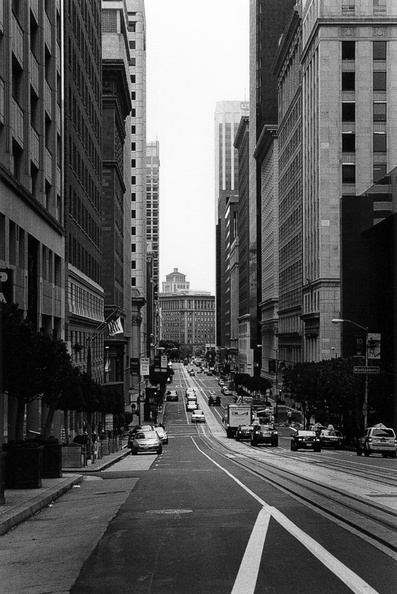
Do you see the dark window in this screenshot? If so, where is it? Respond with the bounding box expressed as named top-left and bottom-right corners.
top-left (342, 133), bottom-right (355, 152)
top-left (342, 41), bottom-right (355, 60)
top-left (373, 163), bottom-right (387, 182)
top-left (342, 102), bottom-right (355, 122)
top-left (373, 102), bottom-right (386, 121)
top-left (373, 133), bottom-right (386, 152)
top-left (342, 72), bottom-right (355, 91)
top-left (342, 164), bottom-right (355, 183)
top-left (373, 41), bottom-right (386, 60)
top-left (373, 72), bottom-right (386, 91)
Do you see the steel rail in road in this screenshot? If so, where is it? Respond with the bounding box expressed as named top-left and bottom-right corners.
top-left (171, 365), bottom-right (397, 561)
top-left (195, 429), bottom-right (397, 559)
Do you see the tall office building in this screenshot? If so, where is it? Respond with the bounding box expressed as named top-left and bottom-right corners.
top-left (64, 0), bottom-right (104, 382)
top-left (126, 0), bottom-right (147, 354)
top-left (299, 0), bottom-right (397, 362)
top-left (215, 100), bottom-right (248, 354)
top-left (0, 0), bottom-right (64, 440)
top-left (101, 0), bottom-right (132, 403)
top-left (146, 140), bottom-right (160, 347)
top-left (271, 6), bottom-right (302, 375)
top-left (249, 0), bottom-right (295, 378)
top-left (146, 140), bottom-right (160, 287)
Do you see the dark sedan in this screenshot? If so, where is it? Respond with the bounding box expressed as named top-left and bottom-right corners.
top-left (291, 430), bottom-right (321, 452)
top-left (235, 425), bottom-right (254, 441)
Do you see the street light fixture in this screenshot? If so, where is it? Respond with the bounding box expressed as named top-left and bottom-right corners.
top-left (331, 318), bottom-right (369, 428)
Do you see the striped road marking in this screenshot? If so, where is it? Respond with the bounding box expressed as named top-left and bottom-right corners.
top-left (192, 438), bottom-right (379, 594)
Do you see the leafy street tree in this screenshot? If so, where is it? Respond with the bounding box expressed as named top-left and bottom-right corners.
top-left (282, 358), bottom-right (365, 434)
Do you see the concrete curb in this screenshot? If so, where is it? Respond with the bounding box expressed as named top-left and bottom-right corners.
top-left (0, 474), bottom-right (84, 536)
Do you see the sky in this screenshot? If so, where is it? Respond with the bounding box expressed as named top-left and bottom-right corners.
top-left (145, 0), bottom-right (249, 295)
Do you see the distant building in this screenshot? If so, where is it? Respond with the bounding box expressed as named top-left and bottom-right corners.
top-left (159, 269), bottom-right (215, 349)
top-left (215, 100), bottom-right (249, 352)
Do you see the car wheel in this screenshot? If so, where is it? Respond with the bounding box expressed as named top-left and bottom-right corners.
top-left (251, 440), bottom-right (256, 446)
top-left (131, 450), bottom-right (138, 455)
top-left (157, 447), bottom-right (163, 454)
top-left (272, 440), bottom-right (278, 447)
top-left (357, 449), bottom-right (362, 456)
top-left (290, 444), bottom-right (295, 451)
top-left (391, 451), bottom-right (397, 459)
top-left (314, 447), bottom-right (321, 453)
top-left (235, 437), bottom-right (240, 441)
top-left (364, 449), bottom-right (370, 457)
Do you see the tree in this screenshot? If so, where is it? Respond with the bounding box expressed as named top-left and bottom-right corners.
top-left (2, 304), bottom-right (50, 440)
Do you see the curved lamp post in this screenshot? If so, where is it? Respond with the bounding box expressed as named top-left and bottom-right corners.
top-left (332, 318), bottom-right (369, 428)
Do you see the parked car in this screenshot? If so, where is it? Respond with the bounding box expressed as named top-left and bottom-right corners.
top-left (320, 429), bottom-right (345, 449)
top-left (166, 390), bottom-right (179, 401)
top-left (154, 424), bottom-right (168, 444)
top-left (191, 409), bottom-right (206, 423)
top-left (357, 423), bottom-right (397, 458)
top-left (291, 430), bottom-right (321, 452)
top-left (235, 425), bottom-right (254, 441)
top-left (251, 424), bottom-right (278, 447)
top-left (129, 430), bottom-right (162, 455)
top-left (218, 379), bottom-right (225, 386)
top-left (221, 387), bottom-right (232, 396)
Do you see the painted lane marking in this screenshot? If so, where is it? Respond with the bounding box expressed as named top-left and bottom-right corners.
top-left (231, 507), bottom-right (270, 594)
top-left (192, 437), bottom-right (380, 594)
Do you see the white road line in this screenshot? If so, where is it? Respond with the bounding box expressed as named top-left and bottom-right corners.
top-left (192, 438), bottom-right (380, 594)
top-left (231, 507), bottom-right (270, 594)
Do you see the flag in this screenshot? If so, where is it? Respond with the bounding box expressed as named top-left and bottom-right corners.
top-left (107, 316), bottom-right (123, 336)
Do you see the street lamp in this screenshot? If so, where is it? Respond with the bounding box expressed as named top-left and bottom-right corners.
top-left (331, 318), bottom-right (369, 428)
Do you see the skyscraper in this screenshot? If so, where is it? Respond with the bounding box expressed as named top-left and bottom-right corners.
top-left (64, 0), bottom-right (103, 381)
top-left (215, 100), bottom-right (249, 354)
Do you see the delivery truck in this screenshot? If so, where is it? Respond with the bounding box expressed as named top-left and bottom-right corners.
top-left (224, 403), bottom-right (252, 438)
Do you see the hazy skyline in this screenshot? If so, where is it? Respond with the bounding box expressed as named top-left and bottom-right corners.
top-left (145, 0), bottom-right (249, 294)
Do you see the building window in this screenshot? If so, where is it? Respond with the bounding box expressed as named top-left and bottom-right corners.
top-left (373, 102), bottom-right (386, 121)
top-left (342, 41), bottom-right (355, 61)
top-left (373, 41), bottom-right (386, 60)
top-left (373, 0), bottom-right (386, 13)
top-left (131, 244), bottom-right (136, 252)
top-left (373, 72), bottom-right (386, 91)
top-left (342, 164), bottom-right (356, 184)
top-left (373, 163), bottom-right (387, 182)
top-left (342, 72), bottom-right (355, 91)
top-left (373, 132), bottom-right (386, 152)
top-left (342, 133), bottom-right (355, 152)
top-left (342, 102), bottom-right (355, 122)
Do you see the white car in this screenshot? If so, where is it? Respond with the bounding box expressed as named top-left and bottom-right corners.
top-left (191, 409), bottom-right (205, 423)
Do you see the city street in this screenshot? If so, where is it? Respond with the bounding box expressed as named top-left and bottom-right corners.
top-left (0, 365), bottom-right (396, 593)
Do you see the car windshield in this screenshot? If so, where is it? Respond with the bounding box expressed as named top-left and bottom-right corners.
top-left (194, 410), bottom-right (203, 415)
top-left (297, 431), bottom-right (316, 436)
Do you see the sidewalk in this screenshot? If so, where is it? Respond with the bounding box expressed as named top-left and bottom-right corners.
top-left (0, 445), bottom-right (131, 536)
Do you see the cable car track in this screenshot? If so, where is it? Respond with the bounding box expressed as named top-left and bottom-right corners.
top-left (195, 428), bottom-right (397, 558)
top-left (173, 365), bottom-right (397, 554)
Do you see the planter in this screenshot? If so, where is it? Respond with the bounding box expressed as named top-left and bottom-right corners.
top-left (41, 442), bottom-right (62, 478)
top-left (2, 442), bottom-right (43, 489)
top-left (61, 444), bottom-right (86, 468)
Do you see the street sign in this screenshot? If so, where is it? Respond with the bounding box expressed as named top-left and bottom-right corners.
top-left (130, 357), bottom-right (139, 374)
top-left (353, 366), bottom-right (380, 374)
top-left (140, 357), bottom-right (150, 376)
